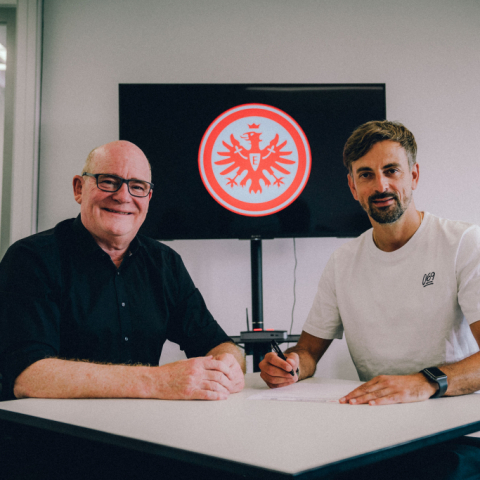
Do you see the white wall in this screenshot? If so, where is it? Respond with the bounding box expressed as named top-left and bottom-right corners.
top-left (38, 0), bottom-right (480, 379)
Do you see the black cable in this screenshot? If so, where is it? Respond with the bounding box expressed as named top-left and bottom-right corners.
top-left (288, 238), bottom-right (298, 346)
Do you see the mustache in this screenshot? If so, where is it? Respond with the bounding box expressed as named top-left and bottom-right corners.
top-left (369, 192), bottom-right (399, 202)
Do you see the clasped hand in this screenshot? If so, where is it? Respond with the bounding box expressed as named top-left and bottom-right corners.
top-left (160, 353), bottom-right (244, 401)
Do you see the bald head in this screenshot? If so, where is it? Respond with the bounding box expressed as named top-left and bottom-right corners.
top-left (73, 140), bottom-right (153, 251)
top-left (82, 141), bottom-right (151, 181)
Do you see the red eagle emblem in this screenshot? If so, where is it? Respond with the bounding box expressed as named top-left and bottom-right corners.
top-left (215, 125), bottom-right (295, 194)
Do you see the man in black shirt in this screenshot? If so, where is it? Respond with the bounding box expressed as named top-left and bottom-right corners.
top-left (0, 140), bottom-right (245, 401)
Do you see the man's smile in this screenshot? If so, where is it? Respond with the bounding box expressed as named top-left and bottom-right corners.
top-left (369, 192), bottom-right (399, 209)
top-left (103, 208), bottom-right (133, 215)
top-left (371, 197), bottom-right (395, 208)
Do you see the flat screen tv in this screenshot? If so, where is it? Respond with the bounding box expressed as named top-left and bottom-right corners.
top-left (119, 84), bottom-right (385, 240)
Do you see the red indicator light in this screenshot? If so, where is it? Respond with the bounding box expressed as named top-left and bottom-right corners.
top-left (253, 328), bottom-right (263, 331)
top-left (266, 329), bottom-right (274, 331)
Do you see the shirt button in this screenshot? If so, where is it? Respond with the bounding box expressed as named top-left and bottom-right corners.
top-left (117, 272), bottom-right (120, 276)
top-left (125, 337), bottom-right (129, 342)
top-left (121, 302), bottom-right (125, 307)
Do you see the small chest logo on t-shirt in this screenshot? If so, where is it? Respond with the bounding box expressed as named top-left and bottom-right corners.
top-left (422, 272), bottom-right (435, 287)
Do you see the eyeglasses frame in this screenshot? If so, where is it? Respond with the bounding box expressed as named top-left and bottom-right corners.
top-left (82, 172), bottom-right (154, 198)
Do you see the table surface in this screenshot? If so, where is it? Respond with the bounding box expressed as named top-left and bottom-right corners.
top-left (1, 374), bottom-right (480, 479)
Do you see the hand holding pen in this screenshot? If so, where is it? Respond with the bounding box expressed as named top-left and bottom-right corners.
top-left (270, 340), bottom-right (299, 377)
top-left (259, 340), bottom-right (300, 388)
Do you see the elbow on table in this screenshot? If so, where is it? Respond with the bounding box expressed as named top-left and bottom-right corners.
top-left (13, 362), bottom-right (45, 399)
top-left (13, 375), bottom-right (30, 399)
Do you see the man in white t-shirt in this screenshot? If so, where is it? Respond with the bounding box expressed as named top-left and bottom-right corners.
top-left (259, 121), bottom-right (480, 477)
top-left (260, 119), bottom-right (480, 402)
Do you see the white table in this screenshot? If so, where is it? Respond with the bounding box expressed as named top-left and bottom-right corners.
top-left (1, 374), bottom-right (480, 479)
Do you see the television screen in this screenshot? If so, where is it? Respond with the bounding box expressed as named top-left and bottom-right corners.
top-left (119, 84), bottom-right (385, 240)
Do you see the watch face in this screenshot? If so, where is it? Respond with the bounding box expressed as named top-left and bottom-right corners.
top-left (425, 367), bottom-right (447, 379)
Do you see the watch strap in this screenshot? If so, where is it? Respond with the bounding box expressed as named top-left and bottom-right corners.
top-left (420, 367), bottom-right (448, 398)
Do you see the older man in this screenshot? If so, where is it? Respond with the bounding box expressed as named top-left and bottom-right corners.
top-left (0, 140), bottom-right (245, 401)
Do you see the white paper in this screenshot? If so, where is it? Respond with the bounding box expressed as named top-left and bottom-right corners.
top-left (248, 381), bottom-right (364, 404)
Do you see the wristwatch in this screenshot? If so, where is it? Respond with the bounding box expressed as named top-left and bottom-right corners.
top-left (420, 367), bottom-right (448, 398)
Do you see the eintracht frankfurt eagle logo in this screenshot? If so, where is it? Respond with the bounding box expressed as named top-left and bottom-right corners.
top-left (199, 104), bottom-right (311, 216)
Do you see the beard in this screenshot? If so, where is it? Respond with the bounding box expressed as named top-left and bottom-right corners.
top-left (361, 192), bottom-right (411, 224)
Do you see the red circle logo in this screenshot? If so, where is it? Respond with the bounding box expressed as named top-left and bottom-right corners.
top-left (199, 104), bottom-right (311, 217)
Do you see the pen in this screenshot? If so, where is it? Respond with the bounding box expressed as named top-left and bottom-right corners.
top-left (271, 339), bottom-right (299, 377)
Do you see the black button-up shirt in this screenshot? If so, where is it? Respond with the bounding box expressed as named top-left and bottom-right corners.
top-left (0, 217), bottom-right (231, 400)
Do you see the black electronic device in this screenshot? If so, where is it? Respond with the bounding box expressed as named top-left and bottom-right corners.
top-left (420, 367), bottom-right (448, 398)
top-left (240, 330), bottom-right (288, 342)
top-left (119, 83), bottom-right (385, 241)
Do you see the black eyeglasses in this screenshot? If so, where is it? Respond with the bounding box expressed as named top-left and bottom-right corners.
top-left (82, 173), bottom-right (153, 198)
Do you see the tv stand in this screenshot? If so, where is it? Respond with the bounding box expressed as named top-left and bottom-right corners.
top-left (250, 236), bottom-right (263, 331)
top-left (231, 237), bottom-right (300, 372)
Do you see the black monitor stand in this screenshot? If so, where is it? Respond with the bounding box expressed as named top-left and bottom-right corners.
top-left (249, 237), bottom-right (269, 370)
top-left (231, 237), bottom-right (300, 372)
top-left (250, 236), bottom-right (263, 332)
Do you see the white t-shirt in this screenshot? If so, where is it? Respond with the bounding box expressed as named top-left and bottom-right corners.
top-left (303, 213), bottom-right (480, 381)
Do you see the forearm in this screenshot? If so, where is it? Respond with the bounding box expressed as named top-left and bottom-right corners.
top-left (14, 354), bottom-right (238, 400)
top-left (208, 342), bottom-right (246, 373)
top-left (440, 351), bottom-right (480, 396)
top-left (284, 345), bottom-right (318, 380)
top-left (13, 358), bottom-right (158, 399)
top-left (340, 350), bottom-right (480, 406)
top-left (284, 333), bottom-right (332, 381)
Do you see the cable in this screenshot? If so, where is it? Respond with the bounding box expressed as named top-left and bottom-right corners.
top-left (288, 238), bottom-right (298, 346)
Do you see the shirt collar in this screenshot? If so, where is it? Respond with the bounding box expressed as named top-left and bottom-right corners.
top-left (71, 215), bottom-right (144, 257)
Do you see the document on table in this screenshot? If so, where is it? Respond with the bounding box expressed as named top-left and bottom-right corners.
top-left (248, 381), bottom-right (364, 404)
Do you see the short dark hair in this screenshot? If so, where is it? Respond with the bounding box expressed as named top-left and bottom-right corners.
top-left (343, 120), bottom-right (417, 173)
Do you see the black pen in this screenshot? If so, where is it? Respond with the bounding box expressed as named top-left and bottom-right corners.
top-left (271, 339), bottom-right (299, 377)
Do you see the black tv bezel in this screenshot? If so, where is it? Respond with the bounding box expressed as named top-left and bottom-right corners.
top-left (119, 83), bottom-right (385, 240)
